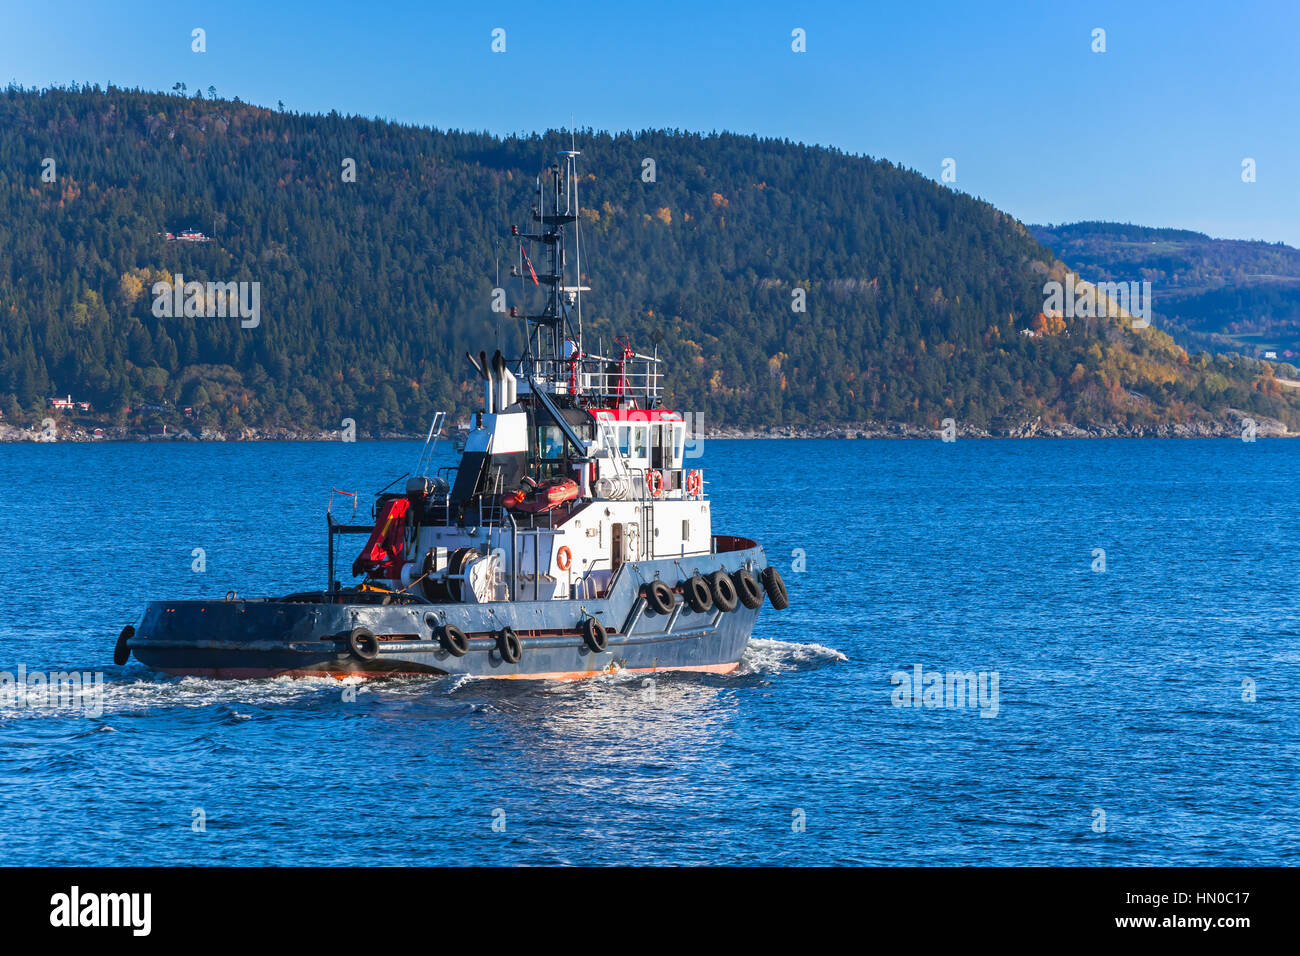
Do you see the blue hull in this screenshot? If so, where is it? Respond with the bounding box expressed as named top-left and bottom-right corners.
top-left (130, 546), bottom-right (770, 680)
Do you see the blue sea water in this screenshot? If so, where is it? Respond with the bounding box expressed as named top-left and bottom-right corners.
top-left (0, 438), bottom-right (1296, 866)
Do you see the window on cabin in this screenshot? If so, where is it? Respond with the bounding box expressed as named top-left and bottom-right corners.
top-left (537, 425), bottom-right (565, 460)
top-left (650, 425), bottom-right (665, 469)
top-left (631, 426), bottom-right (647, 460)
top-left (617, 426), bottom-right (631, 458)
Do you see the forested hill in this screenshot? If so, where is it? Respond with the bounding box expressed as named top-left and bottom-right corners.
top-left (1030, 221), bottom-right (1300, 363)
top-left (3, 85), bottom-right (1298, 437)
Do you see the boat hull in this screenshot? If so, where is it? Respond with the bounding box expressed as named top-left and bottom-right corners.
top-left (129, 546), bottom-right (768, 680)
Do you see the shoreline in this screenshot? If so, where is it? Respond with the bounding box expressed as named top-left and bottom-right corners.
top-left (2, 416), bottom-right (1290, 443)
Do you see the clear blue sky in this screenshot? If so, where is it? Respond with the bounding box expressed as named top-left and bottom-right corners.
top-left (3, 0), bottom-right (1297, 244)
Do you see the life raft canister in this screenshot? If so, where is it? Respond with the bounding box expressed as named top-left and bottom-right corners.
top-left (647, 469), bottom-right (664, 498)
top-left (686, 470), bottom-right (702, 497)
top-left (556, 546), bottom-right (572, 571)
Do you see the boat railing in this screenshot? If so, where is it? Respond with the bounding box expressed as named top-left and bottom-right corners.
top-left (577, 555), bottom-right (614, 600)
top-left (621, 465), bottom-right (691, 500)
top-left (414, 410), bottom-right (446, 479)
top-left (325, 512), bottom-right (380, 600)
top-left (518, 354), bottom-right (663, 406)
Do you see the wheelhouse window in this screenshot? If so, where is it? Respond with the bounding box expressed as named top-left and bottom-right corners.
top-left (537, 425), bottom-right (565, 460)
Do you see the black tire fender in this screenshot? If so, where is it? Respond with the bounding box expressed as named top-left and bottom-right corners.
top-left (440, 624), bottom-right (470, 657)
top-left (709, 571), bottom-right (739, 612)
top-left (114, 625), bottom-right (134, 666)
top-left (348, 626), bottom-right (380, 661)
top-left (582, 617), bottom-right (608, 653)
top-left (644, 580), bottom-right (674, 615)
top-left (683, 575), bottom-right (714, 614)
top-left (761, 566), bottom-right (789, 610)
top-left (733, 569), bottom-right (763, 610)
top-left (497, 627), bottom-right (523, 664)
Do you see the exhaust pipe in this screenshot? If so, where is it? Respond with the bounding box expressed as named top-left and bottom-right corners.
top-left (493, 350), bottom-right (516, 410)
top-left (480, 350), bottom-right (494, 413)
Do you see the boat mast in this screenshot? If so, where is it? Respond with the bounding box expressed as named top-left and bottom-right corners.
top-left (513, 149), bottom-right (584, 393)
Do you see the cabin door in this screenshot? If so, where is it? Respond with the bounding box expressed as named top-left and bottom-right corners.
top-left (611, 523), bottom-right (624, 573)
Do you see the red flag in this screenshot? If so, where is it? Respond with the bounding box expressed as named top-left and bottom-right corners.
top-left (521, 246), bottom-right (539, 286)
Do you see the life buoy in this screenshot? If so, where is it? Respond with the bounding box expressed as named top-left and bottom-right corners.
top-left (647, 469), bottom-right (663, 498)
top-left (556, 546), bottom-right (572, 571)
top-left (686, 470), bottom-right (702, 497)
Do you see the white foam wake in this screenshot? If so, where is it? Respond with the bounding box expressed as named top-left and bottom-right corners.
top-left (736, 638), bottom-right (847, 676)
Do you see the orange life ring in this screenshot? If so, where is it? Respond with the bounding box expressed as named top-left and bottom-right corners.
top-left (686, 470), bottom-right (702, 497)
top-left (556, 546), bottom-right (572, 571)
top-left (648, 470), bottom-right (663, 498)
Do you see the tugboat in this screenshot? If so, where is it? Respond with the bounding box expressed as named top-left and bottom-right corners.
top-left (115, 150), bottom-right (789, 680)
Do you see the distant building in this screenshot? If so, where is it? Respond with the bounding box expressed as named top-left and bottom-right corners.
top-left (48, 394), bottom-right (74, 409)
top-left (1264, 351), bottom-right (1278, 360)
top-left (159, 229), bottom-right (211, 242)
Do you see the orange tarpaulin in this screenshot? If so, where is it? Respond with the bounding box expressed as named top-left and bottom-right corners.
top-left (351, 497), bottom-right (410, 579)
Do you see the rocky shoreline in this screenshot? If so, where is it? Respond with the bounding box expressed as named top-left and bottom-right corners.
top-left (701, 413), bottom-right (1291, 440)
top-left (2, 412), bottom-right (1289, 442)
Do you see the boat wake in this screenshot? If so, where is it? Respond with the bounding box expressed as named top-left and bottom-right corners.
top-left (0, 668), bottom-right (362, 721)
top-left (2, 639), bottom-right (843, 720)
top-left (736, 638), bottom-right (846, 676)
